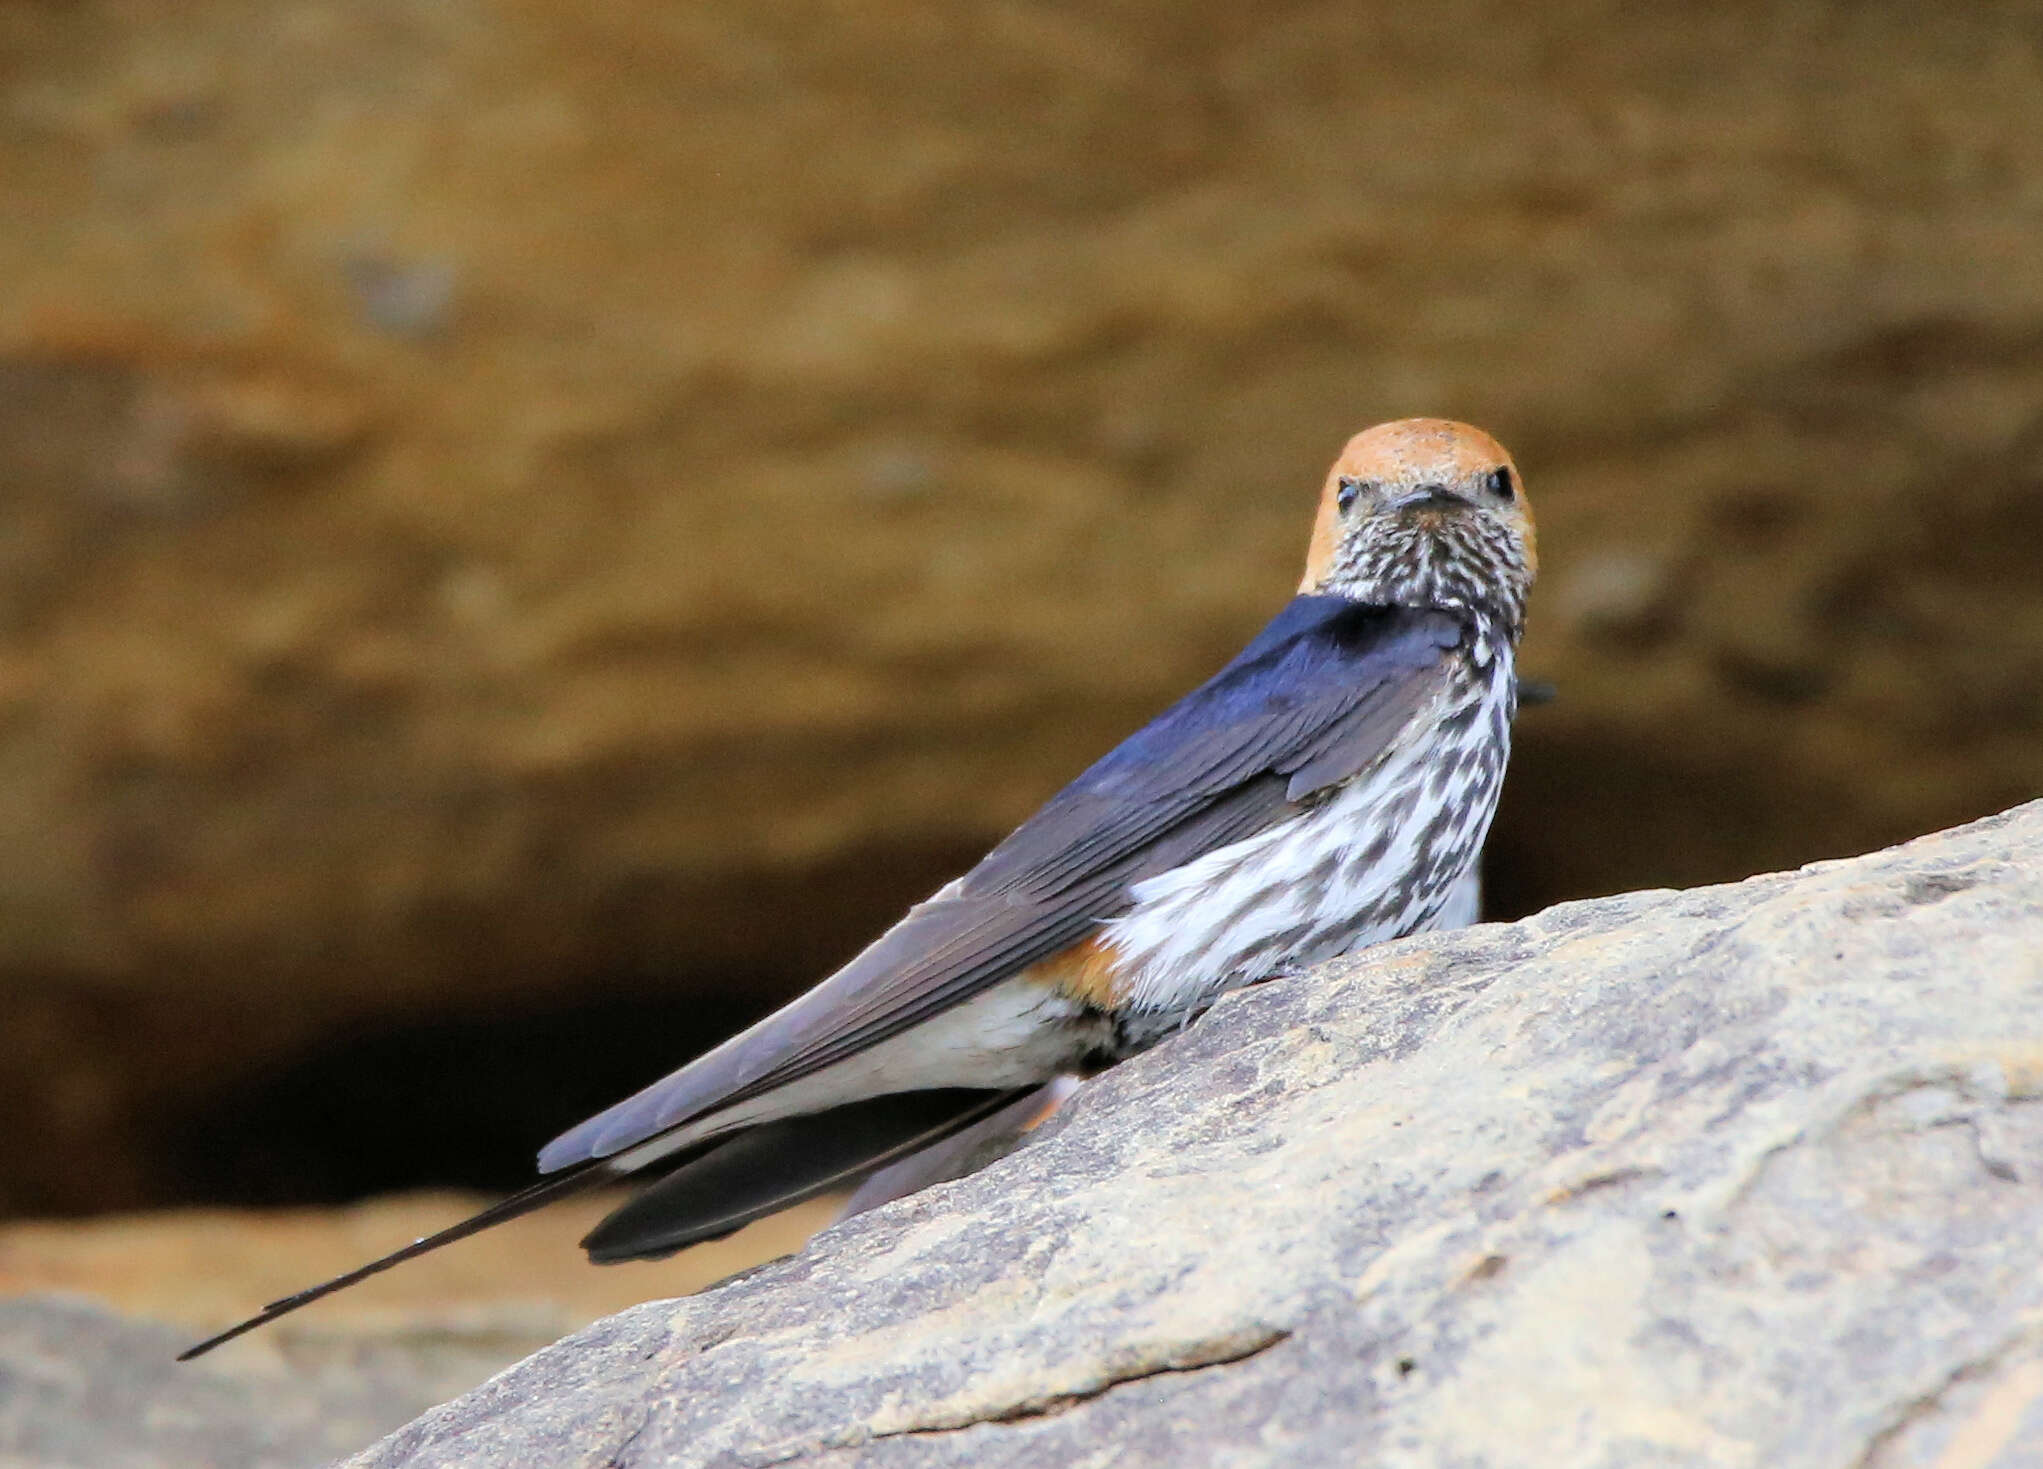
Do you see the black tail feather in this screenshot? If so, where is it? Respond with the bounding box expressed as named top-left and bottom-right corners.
top-left (176, 1160), bottom-right (613, 1361)
top-left (582, 1087), bottom-right (1031, 1264)
top-left (179, 1088), bottom-right (1035, 1360)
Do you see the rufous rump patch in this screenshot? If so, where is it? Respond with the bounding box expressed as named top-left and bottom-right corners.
top-left (1024, 933), bottom-right (1125, 1008)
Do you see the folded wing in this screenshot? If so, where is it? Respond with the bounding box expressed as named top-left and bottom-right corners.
top-left (539, 596), bottom-right (1464, 1172)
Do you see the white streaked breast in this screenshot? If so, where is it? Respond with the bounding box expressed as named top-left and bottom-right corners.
top-left (1104, 651), bottom-right (1514, 1018)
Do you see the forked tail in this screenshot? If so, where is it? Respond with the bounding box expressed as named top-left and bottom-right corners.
top-left (176, 1161), bottom-right (612, 1360)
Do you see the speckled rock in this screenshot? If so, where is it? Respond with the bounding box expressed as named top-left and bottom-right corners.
top-left (344, 801), bottom-right (2043, 1468)
top-left (3, 0), bottom-right (2042, 1217)
top-left (0, 1198), bottom-right (836, 1469)
top-left (0, 1294), bottom-right (453, 1469)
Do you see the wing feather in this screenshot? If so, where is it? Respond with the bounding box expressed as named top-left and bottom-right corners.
top-left (539, 597), bottom-right (1463, 1172)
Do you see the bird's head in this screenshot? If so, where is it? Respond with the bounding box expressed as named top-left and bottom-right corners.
top-left (1299, 418), bottom-right (1536, 635)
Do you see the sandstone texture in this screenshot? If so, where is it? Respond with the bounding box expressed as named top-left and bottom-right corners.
top-left (2, 3), bottom-right (2042, 1213)
top-left (342, 801), bottom-right (2043, 1468)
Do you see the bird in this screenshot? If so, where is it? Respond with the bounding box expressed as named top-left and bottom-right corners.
top-left (179, 416), bottom-right (1536, 1360)
top-left (829, 842), bottom-right (1524, 1223)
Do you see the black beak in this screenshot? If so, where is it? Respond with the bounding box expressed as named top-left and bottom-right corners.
top-left (1387, 484), bottom-right (1462, 513)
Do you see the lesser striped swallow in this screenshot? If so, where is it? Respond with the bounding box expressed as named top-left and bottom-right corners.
top-left (181, 417), bottom-right (1536, 1359)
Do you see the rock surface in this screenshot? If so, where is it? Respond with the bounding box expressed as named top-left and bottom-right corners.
top-left (0, 1294), bottom-right (452, 1469)
top-left (0, 1199), bottom-right (835, 1469)
top-left (344, 801), bottom-right (2043, 1468)
top-left (3, 0), bottom-right (2043, 1214)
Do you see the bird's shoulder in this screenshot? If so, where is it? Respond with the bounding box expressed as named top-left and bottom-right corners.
top-left (968, 596), bottom-right (1470, 888)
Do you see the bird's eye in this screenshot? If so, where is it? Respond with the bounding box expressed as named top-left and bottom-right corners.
top-left (1336, 476), bottom-right (1362, 513)
top-left (1485, 466), bottom-right (1514, 500)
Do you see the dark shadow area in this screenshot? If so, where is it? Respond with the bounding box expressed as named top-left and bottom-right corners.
top-left (11, 727), bottom-right (2017, 1218)
top-left (0, 839), bottom-right (994, 1220)
top-left (158, 985), bottom-right (793, 1207)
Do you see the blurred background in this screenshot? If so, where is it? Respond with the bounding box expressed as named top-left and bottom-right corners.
top-left (0, 0), bottom-right (2040, 1354)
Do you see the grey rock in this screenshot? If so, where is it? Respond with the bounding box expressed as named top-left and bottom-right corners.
top-left (346, 799), bottom-right (2043, 1468)
top-left (0, 1294), bottom-right (473, 1469)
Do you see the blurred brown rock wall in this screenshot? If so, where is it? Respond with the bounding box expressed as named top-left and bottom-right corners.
top-left (1, 0), bottom-right (2039, 1212)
